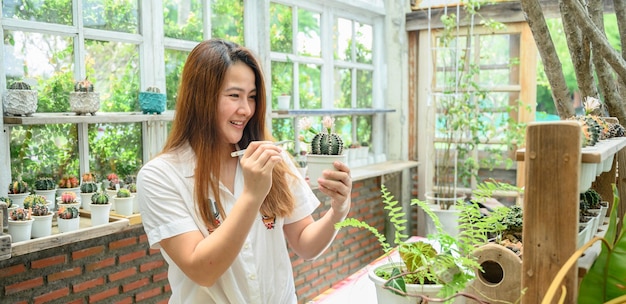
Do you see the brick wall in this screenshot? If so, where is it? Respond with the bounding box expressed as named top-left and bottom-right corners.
top-left (0, 175), bottom-right (403, 304)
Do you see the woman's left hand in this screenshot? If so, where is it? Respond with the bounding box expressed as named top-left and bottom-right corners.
top-left (317, 161), bottom-right (351, 217)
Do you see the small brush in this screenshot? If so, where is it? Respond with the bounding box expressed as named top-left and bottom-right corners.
top-left (230, 140), bottom-right (292, 157)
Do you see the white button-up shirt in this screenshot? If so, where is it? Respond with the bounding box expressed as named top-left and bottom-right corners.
top-left (137, 144), bottom-right (320, 304)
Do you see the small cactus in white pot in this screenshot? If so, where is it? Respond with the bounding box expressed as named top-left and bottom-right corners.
top-left (298, 116), bottom-right (346, 188)
top-left (139, 86), bottom-right (166, 114)
top-left (69, 77), bottom-right (100, 115)
top-left (3, 80), bottom-right (38, 116)
top-left (114, 188), bottom-right (134, 216)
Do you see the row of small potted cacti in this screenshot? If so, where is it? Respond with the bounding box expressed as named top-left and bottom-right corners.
top-left (3, 78), bottom-right (166, 116)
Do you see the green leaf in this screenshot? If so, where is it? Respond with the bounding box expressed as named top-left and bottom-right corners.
top-left (384, 267), bottom-right (407, 296)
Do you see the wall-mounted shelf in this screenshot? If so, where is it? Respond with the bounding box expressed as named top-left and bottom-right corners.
top-left (3, 111), bottom-right (174, 126)
top-left (271, 108), bottom-right (395, 118)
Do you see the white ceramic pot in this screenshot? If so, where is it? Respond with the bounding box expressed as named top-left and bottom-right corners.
top-left (34, 189), bottom-right (57, 205)
top-left (306, 154), bottom-right (347, 188)
top-left (3, 89), bottom-right (38, 116)
top-left (57, 187), bottom-right (81, 199)
top-left (424, 192), bottom-right (465, 237)
top-left (8, 219), bottom-right (34, 242)
top-left (7, 192), bottom-right (30, 209)
top-left (57, 216), bottom-right (80, 233)
top-left (369, 262), bottom-right (445, 304)
top-left (89, 203), bottom-right (112, 226)
top-left (114, 196), bottom-right (134, 216)
top-left (69, 92), bottom-right (100, 115)
top-left (277, 95), bottom-right (290, 110)
top-left (31, 212), bottom-right (54, 238)
top-left (80, 193), bottom-right (95, 210)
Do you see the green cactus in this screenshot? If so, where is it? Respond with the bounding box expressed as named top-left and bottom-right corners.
top-left (23, 194), bottom-right (48, 209)
top-left (31, 201), bottom-right (50, 216)
top-left (116, 188), bottom-right (131, 198)
top-left (310, 133), bottom-right (344, 155)
top-left (9, 81), bottom-right (32, 90)
top-left (580, 189), bottom-right (602, 209)
top-left (0, 197), bottom-right (13, 208)
top-left (126, 183), bottom-right (137, 193)
top-left (9, 208), bottom-right (31, 221)
top-left (74, 77), bottom-right (94, 92)
top-left (146, 86), bottom-right (160, 93)
top-left (34, 177), bottom-right (56, 190)
top-left (8, 179), bottom-right (29, 194)
top-left (608, 123), bottom-right (626, 138)
top-left (91, 192), bottom-right (110, 205)
top-left (80, 182), bottom-right (99, 193)
top-left (58, 206), bottom-right (80, 219)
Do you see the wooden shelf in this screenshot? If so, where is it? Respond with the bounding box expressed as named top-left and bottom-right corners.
top-left (271, 108), bottom-right (395, 118)
top-left (3, 111), bottom-right (174, 126)
top-left (516, 136), bottom-right (626, 163)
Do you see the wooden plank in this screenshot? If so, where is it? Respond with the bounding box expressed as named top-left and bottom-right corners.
top-left (0, 234), bottom-right (11, 260)
top-left (522, 121), bottom-right (580, 303)
top-left (516, 136), bottom-right (626, 163)
top-left (617, 148), bottom-right (626, 235)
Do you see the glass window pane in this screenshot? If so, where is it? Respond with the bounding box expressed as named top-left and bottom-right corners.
top-left (4, 30), bottom-right (75, 112)
top-left (271, 118), bottom-right (295, 152)
top-left (355, 22), bottom-right (372, 64)
top-left (165, 49), bottom-right (189, 110)
top-left (211, 0), bottom-right (244, 45)
top-left (356, 70), bottom-right (372, 108)
top-left (163, 0), bottom-right (203, 41)
top-left (334, 18), bottom-right (351, 61)
top-left (83, 0), bottom-right (138, 34)
top-left (89, 123), bottom-right (142, 179)
top-left (297, 9), bottom-right (320, 58)
top-left (271, 61), bottom-right (293, 107)
top-left (356, 116), bottom-right (372, 146)
top-left (299, 64), bottom-right (321, 109)
top-left (270, 3), bottom-right (293, 53)
top-left (84, 40), bottom-right (140, 112)
top-left (334, 68), bottom-right (351, 108)
top-left (2, 0), bottom-right (72, 25)
top-left (10, 124), bottom-right (79, 184)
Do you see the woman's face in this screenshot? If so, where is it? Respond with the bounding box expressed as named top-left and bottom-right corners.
top-left (218, 61), bottom-right (257, 145)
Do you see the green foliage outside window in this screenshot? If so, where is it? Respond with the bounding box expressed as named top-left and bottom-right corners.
top-left (2, 0), bottom-right (72, 25)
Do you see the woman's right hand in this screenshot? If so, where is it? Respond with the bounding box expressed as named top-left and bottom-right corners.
top-left (238, 141), bottom-right (284, 199)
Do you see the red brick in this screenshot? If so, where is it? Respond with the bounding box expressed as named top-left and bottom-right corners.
top-left (66, 299), bottom-right (83, 304)
top-left (153, 271), bottom-right (168, 282)
top-left (31, 255), bottom-right (67, 269)
top-left (119, 250), bottom-right (146, 264)
top-left (148, 248), bottom-right (161, 255)
top-left (139, 260), bottom-right (164, 272)
top-left (33, 287), bottom-right (69, 304)
top-left (85, 257), bottom-right (115, 272)
top-left (109, 267), bottom-right (137, 282)
top-left (5, 277), bottom-right (44, 294)
top-left (73, 277), bottom-right (105, 293)
top-left (0, 264), bottom-right (27, 278)
top-left (138, 234), bottom-right (148, 243)
top-left (156, 299), bottom-right (169, 304)
top-left (88, 287), bottom-right (119, 303)
top-left (123, 277), bottom-right (149, 292)
top-left (114, 297), bottom-right (133, 304)
top-left (72, 246), bottom-right (105, 260)
top-left (135, 287), bottom-right (162, 301)
top-left (164, 283), bottom-right (171, 293)
top-left (109, 237), bottom-right (137, 250)
top-left (48, 267), bottom-right (82, 282)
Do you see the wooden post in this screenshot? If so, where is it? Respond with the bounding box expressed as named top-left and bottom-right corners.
top-left (617, 147), bottom-right (626, 235)
top-left (522, 121), bottom-right (580, 303)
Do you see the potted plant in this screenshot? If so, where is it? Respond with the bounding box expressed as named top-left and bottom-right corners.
top-left (81, 172), bottom-right (97, 183)
top-left (0, 197), bottom-right (14, 229)
top-left (79, 182), bottom-right (98, 210)
top-left (3, 80), bottom-right (38, 116)
top-left (30, 200), bottom-right (53, 238)
top-left (7, 178), bottom-right (30, 209)
top-left (33, 177), bottom-right (57, 206)
top-left (23, 194), bottom-right (49, 212)
top-left (57, 206), bottom-right (80, 233)
top-left (139, 86), bottom-right (166, 114)
top-left (69, 77), bottom-right (100, 115)
top-left (57, 174), bottom-right (80, 198)
top-left (298, 116), bottom-right (346, 187)
top-left (7, 208), bottom-right (33, 243)
top-left (276, 94), bottom-right (291, 110)
top-left (126, 183), bottom-right (138, 213)
top-left (113, 188), bottom-right (133, 216)
top-left (105, 173), bottom-right (120, 197)
top-left (58, 191), bottom-right (81, 211)
top-left (335, 185), bottom-right (492, 303)
top-left (89, 192), bottom-right (111, 226)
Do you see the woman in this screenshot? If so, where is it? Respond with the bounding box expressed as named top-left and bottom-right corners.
top-left (137, 39), bottom-right (352, 304)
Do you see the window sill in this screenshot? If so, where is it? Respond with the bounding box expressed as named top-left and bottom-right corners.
top-left (308, 160), bottom-right (419, 190)
top-left (3, 111), bottom-right (175, 126)
top-left (271, 108), bottom-right (395, 119)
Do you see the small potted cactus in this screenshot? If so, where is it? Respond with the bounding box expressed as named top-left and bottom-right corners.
top-left (57, 174), bottom-right (80, 198)
top-left (30, 200), bottom-right (53, 238)
top-left (69, 77), bottom-right (100, 115)
top-left (89, 192), bottom-right (111, 226)
top-left (81, 172), bottom-right (96, 183)
top-left (57, 206), bottom-right (80, 233)
top-left (114, 188), bottom-right (134, 216)
top-left (7, 208), bottom-right (33, 243)
top-left (7, 178), bottom-right (30, 208)
top-left (126, 183), bottom-right (138, 213)
top-left (79, 181), bottom-right (98, 211)
top-left (298, 116), bottom-right (346, 187)
top-left (3, 80), bottom-right (38, 116)
top-left (58, 191), bottom-right (81, 211)
top-left (139, 86), bottom-right (166, 114)
top-left (23, 194), bottom-right (50, 211)
top-left (0, 197), bottom-right (14, 231)
top-left (33, 177), bottom-right (57, 205)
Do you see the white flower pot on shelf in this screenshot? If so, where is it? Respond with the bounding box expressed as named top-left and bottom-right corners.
top-left (579, 163), bottom-right (596, 193)
top-left (7, 193), bottom-right (30, 209)
top-left (57, 216), bottom-right (80, 233)
top-left (34, 189), bottom-right (56, 206)
top-left (80, 193), bottom-right (95, 210)
top-left (3, 89), bottom-right (38, 116)
top-left (306, 154), bottom-right (347, 188)
top-left (69, 92), bottom-right (100, 115)
top-left (89, 203), bottom-right (112, 226)
top-left (57, 187), bottom-right (81, 199)
top-left (8, 219), bottom-right (34, 242)
top-left (277, 95), bottom-right (290, 110)
top-left (114, 196), bottom-right (134, 216)
top-left (31, 212), bottom-right (53, 238)
top-left (369, 262), bottom-right (446, 304)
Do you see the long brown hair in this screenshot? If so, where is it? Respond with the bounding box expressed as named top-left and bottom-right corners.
top-left (162, 39), bottom-right (295, 231)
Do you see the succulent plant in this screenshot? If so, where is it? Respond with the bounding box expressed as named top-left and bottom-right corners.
top-left (570, 116), bottom-right (601, 147)
top-left (23, 194), bottom-right (48, 209)
top-left (9, 81), bottom-right (32, 90)
top-left (126, 183), bottom-right (137, 193)
top-left (581, 189), bottom-right (603, 209)
top-left (146, 86), bottom-right (160, 93)
top-left (31, 201), bottom-right (50, 216)
top-left (124, 175), bottom-right (136, 185)
top-left (82, 172), bottom-right (96, 183)
top-left (80, 182), bottom-right (98, 193)
top-left (74, 77), bottom-right (94, 92)
top-left (91, 192), bottom-right (110, 205)
top-left (8, 179), bottom-right (29, 194)
top-left (0, 197), bottom-right (13, 208)
top-left (608, 122), bottom-right (626, 138)
top-left (9, 208), bottom-right (31, 221)
top-left (57, 206), bottom-right (79, 219)
top-left (59, 192), bottom-right (78, 204)
top-left (310, 132), bottom-right (344, 155)
top-left (116, 188), bottom-right (131, 198)
top-left (34, 177), bottom-right (56, 190)
top-left (58, 175), bottom-right (80, 188)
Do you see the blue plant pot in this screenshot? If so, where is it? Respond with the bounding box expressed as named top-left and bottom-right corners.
top-left (139, 92), bottom-right (166, 114)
